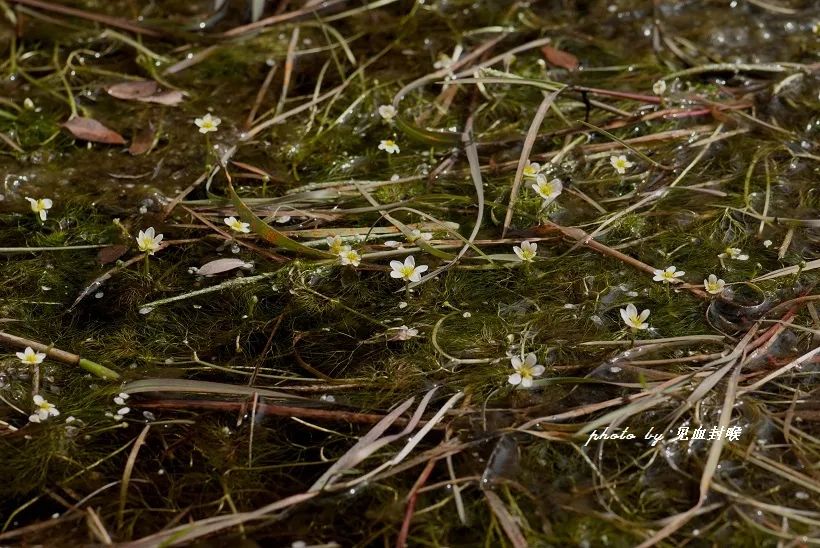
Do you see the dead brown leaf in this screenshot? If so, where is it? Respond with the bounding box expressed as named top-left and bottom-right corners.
top-left (62, 117), bottom-right (127, 145)
top-left (107, 81), bottom-right (185, 106)
top-left (129, 125), bottom-right (156, 155)
top-left (541, 45), bottom-right (579, 71)
top-left (97, 244), bottom-right (130, 265)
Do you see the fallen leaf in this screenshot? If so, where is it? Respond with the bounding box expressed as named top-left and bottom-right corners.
top-left (107, 80), bottom-right (158, 99)
top-left (63, 117), bottom-right (126, 145)
top-left (194, 258), bottom-right (253, 276)
top-left (129, 124), bottom-right (156, 155)
top-left (107, 80), bottom-right (185, 106)
top-left (541, 45), bottom-right (579, 71)
top-left (139, 90), bottom-right (184, 106)
top-left (97, 244), bottom-right (130, 265)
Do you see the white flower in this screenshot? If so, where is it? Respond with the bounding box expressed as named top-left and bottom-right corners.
top-left (508, 353), bottom-right (545, 388)
top-left (620, 303), bottom-right (650, 330)
top-left (29, 395), bottom-right (59, 423)
top-left (23, 97), bottom-right (35, 110)
top-left (531, 175), bottom-right (563, 203)
top-left (113, 392), bottom-right (130, 406)
top-left (652, 265), bottom-right (685, 284)
top-left (390, 255), bottom-right (428, 283)
top-left (610, 155), bottom-right (634, 174)
top-left (224, 216), bottom-right (250, 233)
top-left (25, 197), bottom-right (53, 221)
top-left (763, 240), bottom-right (772, 248)
top-left (16, 346), bottom-right (46, 365)
top-left (406, 229), bottom-right (432, 244)
top-left (388, 325), bottom-right (419, 341)
top-left (327, 235), bottom-right (345, 254)
top-left (194, 113), bottom-right (221, 134)
top-left (378, 105), bottom-right (397, 122)
top-left (513, 241), bottom-right (537, 262)
top-left (136, 227), bottom-right (163, 255)
top-left (384, 240), bottom-right (403, 248)
top-left (117, 407), bottom-right (131, 416)
top-left (522, 161), bottom-right (541, 178)
top-left (718, 247), bottom-right (749, 261)
top-left (704, 274), bottom-right (725, 295)
top-left (378, 139), bottom-right (400, 154)
top-left (653, 80), bottom-right (667, 95)
top-left (338, 247), bottom-right (361, 267)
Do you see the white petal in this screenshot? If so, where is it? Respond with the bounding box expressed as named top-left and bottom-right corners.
top-left (404, 255), bottom-right (415, 268)
top-left (521, 376), bottom-right (533, 388)
top-left (531, 365), bottom-right (546, 376)
top-left (524, 353), bottom-right (537, 366)
top-left (639, 309), bottom-right (650, 321)
top-left (508, 373), bottom-right (522, 386)
top-left (33, 395), bottom-right (44, 405)
top-left (510, 356), bottom-right (522, 370)
top-left (29, 414), bottom-right (41, 423)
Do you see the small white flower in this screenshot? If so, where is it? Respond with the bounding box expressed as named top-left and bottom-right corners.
top-left (620, 303), bottom-right (650, 330)
top-left (136, 227), bottom-right (163, 255)
top-left (378, 105), bottom-right (397, 122)
top-left (117, 407), bottom-right (131, 416)
top-left (652, 265), bottom-right (685, 284)
top-left (384, 240), bottom-right (403, 248)
top-left (610, 155), bottom-right (634, 175)
top-left (194, 113), bottom-right (221, 133)
top-left (704, 274), bottom-right (725, 295)
top-left (718, 247), bottom-right (749, 261)
top-left (652, 80), bottom-right (667, 96)
top-left (223, 216), bottom-right (250, 233)
top-left (16, 346), bottom-right (46, 365)
top-left (522, 161), bottom-right (541, 178)
top-left (114, 392), bottom-right (130, 406)
top-left (763, 239), bottom-right (772, 248)
top-left (390, 255), bottom-right (428, 283)
top-left (388, 325), bottom-right (419, 341)
top-left (513, 241), bottom-right (537, 262)
top-left (25, 197), bottom-right (53, 221)
top-left (378, 139), bottom-right (400, 154)
top-left (327, 235), bottom-right (345, 254)
top-left (338, 247), bottom-right (361, 267)
top-left (29, 395), bottom-right (59, 423)
top-left (531, 175), bottom-right (563, 203)
top-left (23, 97), bottom-right (35, 110)
top-left (275, 215), bottom-right (291, 224)
top-left (508, 353), bottom-right (545, 388)
top-left (406, 229), bottom-right (432, 244)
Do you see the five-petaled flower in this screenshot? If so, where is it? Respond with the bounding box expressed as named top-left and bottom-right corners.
top-left (194, 113), bottom-right (221, 134)
top-left (388, 325), bottom-right (419, 341)
top-left (704, 274), bottom-right (725, 295)
top-left (718, 247), bottom-right (748, 261)
top-left (531, 175), bottom-right (563, 203)
top-left (522, 161), bottom-right (541, 178)
top-left (26, 197), bottom-right (53, 221)
top-left (17, 346), bottom-right (46, 365)
top-left (224, 216), bottom-right (250, 233)
top-left (29, 395), bottom-right (59, 423)
top-left (653, 80), bottom-right (667, 96)
top-left (378, 139), bottom-right (400, 154)
top-left (406, 229), bottom-right (432, 244)
top-left (620, 303), bottom-right (650, 330)
top-left (508, 353), bottom-right (545, 388)
top-left (652, 265), bottom-right (685, 284)
top-left (513, 241), bottom-right (537, 262)
top-left (327, 235), bottom-right (345, 255)
top-left (339, 247), bottom-right (361, 267)
top-left (378, 105), bottom-right (397, 122)
top-left (610, 155), bottom-right (634, 175)
top-left (136, 227), bottom-right (164, 255)
top-left (390, 255), bottom-right (428, 283)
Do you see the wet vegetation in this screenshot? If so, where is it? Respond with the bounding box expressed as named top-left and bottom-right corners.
top-left (0, 0), bottom-right (819, 545)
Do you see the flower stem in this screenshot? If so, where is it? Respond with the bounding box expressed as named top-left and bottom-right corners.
top-left (143, 254), bottom-right (150, 277)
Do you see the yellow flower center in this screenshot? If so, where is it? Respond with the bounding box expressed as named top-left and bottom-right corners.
top-left (399, 265), bottom-right (414, 278)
